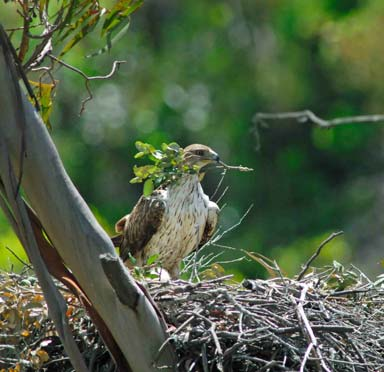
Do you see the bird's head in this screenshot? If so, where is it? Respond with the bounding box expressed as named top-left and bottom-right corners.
top-left (183, 144), bottom-right (220, 171)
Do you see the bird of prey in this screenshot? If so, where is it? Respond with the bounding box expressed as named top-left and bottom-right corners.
top-left (113, 144), bottom-right (220, 279)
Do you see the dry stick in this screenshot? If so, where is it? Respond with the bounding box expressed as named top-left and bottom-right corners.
top-left (293, 284), bottom-right (332, 372)
top-left (210, 168), bottom-right (227, 201)
top-left (218, 160), bottom-right (253, 172)
top-left (154, 310), bottom-right (202, 365)
top-left (215, 185), bottom-right (229, 205)
top-left (300, 343), bottom-right (314, 372)
top-left (48, 54), bottom-right (126, 114)
top-left (5, 246), bottom-right (33, 269)
top-left (193, 312), bottom-right (224, 372)
top-left (297, 231), bottom-right (344, 281)
top-left (253, 110), bottom-right (384, 128)
top-left (211, 204), bottom-right (254, 244)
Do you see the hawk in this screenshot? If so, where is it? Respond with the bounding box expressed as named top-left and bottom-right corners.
top-left (113, 144), bottom-right (220, 279)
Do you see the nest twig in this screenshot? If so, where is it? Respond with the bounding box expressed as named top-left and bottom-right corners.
top-left (1, 265), bottom-right (384, 371)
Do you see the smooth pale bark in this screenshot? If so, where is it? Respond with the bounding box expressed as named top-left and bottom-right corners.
top-left (0, 41), bottom-right (175, 371)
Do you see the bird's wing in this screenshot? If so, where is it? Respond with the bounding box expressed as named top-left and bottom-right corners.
top-left (199, 201), bottom-right (220, 247)
top-left (119, 195), bottom-right (166, 261)
top-left (109, 214), bottom-right (129, 247)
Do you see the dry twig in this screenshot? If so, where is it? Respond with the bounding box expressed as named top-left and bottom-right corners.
top-left (2, 264), bottom-right (384, 371)
top-left (48, 54), bottom-right (126, 114)
top-left (297, 231), bottom-right (344, 281)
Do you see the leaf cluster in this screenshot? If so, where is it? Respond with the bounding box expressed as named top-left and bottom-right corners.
top-left (5, 0), bottom-right (143, 126)
top-left (130, 141), bottom-right (197, 196)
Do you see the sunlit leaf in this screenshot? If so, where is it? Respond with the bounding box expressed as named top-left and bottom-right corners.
top-left (29, 81), bottom-right (57, 129)
top-left (128, 252), bottom-right (136, 264)
top-left (87, 21), bottom-right (131, 57)
top-left (130, 176), bottom-right (142, 184)
top-left (134, 151), bottom-right (145, 159)
top-left (244, 251), bottom-right (279, 278)
top-left (59, 8), bottom-right (107, 57)
top-left (201, 263), bottom-right (226, 280)
top-left (20, 329), bottom-right (30, 337)
top-left (36, 349), bottom-right (49, 363)
top-left (133, 165), bottom-right (158, 178)
top-left (135, 141), bottom-right (156, 154)
top-left (146, 254), bottom-right (159, 265)
top-left (143, 179), bottom-right (154, 196)
top-left (101, 0), bottom-right (143, 37)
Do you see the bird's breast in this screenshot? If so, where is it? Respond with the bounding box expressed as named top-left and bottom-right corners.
top-left (143, 175), bottom-right (209, 269)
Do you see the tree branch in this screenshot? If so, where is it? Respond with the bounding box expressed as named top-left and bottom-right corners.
top-left (253, 110), bottom-right (384, 128)
top-left (100, 253), bottom-right (140, 309)
top-left (48, 54), bottom-right (126, 114)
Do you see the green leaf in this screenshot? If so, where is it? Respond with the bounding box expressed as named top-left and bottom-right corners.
top-left (59, 9), bottom-right (105, 57)
top-left (146, 254), bottom-right (159, 265)
top-left (101, 0), bottom-right (143, 37)
top-left (161, 143), bottom-right (169, 152)
top-left (135, 141), bottom-right (156, 154)
top-left (167, 142), bottom-right (181, 151)
top-left (29, 80), bottom-right (56, 129)
top-left (58, 2), bottom-right (91, 40)
top-left (143, 179), bottom-right (154, 196)
top-left (86, 21), bottom-right (131, 57)
top-left (152, 150), bottom-right (164, 160)
top-left (133, 165), bottom-right (158, 179)
top-left (130, 177), bottom-right (142, 184)
top-left (128, 253), bottom-right (137, 264)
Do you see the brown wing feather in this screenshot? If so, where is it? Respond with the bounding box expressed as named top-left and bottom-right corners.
top-left (119, 195), bottom-right (166, 262)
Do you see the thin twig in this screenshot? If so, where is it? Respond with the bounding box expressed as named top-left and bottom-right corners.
top-left (218, 160), bottom-right (253, 172)
top-left (5, 246), bottom-right (33, 269)
top-left (48, 54), bottom-right (126, 114)
top-left (193, 312), bottom-right (224, 372)
top-left (293, 284), bottom-right (332, 372)
top-left (210, 169), bottom-right (227, 200)
top-left (211, 204), bottom-right (254, 244)
top-left (300, 343), bottom-right (314, 372)
top-left (297, 231), bottom-right (344, 280)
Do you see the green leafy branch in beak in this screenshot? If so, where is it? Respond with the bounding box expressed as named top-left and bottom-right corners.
top-left (130, 141), bottom-right (196, 196)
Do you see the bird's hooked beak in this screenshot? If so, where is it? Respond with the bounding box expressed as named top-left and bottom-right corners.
top-left (204, 149), bottom-right (220, 163)
top-left (183, 144), bottom-right (221, 171)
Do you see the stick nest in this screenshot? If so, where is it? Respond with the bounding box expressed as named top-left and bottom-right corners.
top-left (1, 266), bottom-right (384, 371)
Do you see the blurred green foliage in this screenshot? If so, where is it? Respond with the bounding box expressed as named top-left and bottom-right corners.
top-left (1, 0), bottom-right (384, 278)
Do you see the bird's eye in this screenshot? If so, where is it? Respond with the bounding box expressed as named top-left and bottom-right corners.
top-left (195, 150), bottom-right (204, 156)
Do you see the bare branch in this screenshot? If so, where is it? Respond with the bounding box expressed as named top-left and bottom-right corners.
top-left (297, 231), bottom-right (344, 281)
top-left (253, 110), bottom-right (384, 128)
top-left (48, 54), bottom-right (126, 114)
top-left (292, 284), bottom-right (332, 372)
